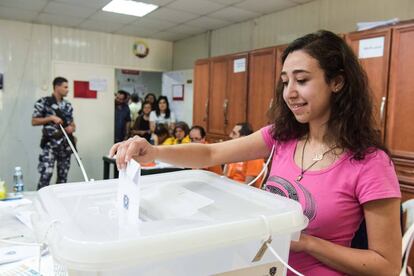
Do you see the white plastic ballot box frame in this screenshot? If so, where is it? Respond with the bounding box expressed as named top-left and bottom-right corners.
top-left (33, 170), bottom-right (307, 276)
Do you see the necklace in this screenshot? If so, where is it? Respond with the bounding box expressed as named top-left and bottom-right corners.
top-left (296, 136), bottom-right (337, 181)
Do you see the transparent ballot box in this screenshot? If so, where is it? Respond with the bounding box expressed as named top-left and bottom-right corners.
top-left (34, 170), bottom-right (307, 276)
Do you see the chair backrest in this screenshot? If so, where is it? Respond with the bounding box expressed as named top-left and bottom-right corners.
top-left (222, 161), bottom-right (267, 189)
top-left (223, 164), bottom-right (228, 176)
top-left (401, 199), bottom-right (414, 276)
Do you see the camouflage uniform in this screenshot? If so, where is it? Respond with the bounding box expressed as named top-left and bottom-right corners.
top-left (33, 95), bottom-right (74, 190)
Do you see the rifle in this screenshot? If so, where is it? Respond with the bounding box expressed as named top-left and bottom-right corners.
top-left (40, 96), bottom-right (77, 150)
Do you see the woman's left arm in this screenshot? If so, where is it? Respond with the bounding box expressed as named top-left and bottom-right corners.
top-left (291, 198), bottom-right (401, 276)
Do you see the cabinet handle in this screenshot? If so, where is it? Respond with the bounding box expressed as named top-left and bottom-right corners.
top-left (203, 99), bottom-right (209, 122)
top-left (223, 99), bottom-right (229, 126)
top-left (398, 168), bottom-right (414, 175)
top-left (268, 98), bottom-right (274, 110)
top-left (380, 96), bottom-right (386, 123)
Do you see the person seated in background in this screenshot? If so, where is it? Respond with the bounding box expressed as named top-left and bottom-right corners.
top-left (153, 123), bottom-right (174, 145)
top-left (189, 125), bottom-right (222, 175)
top-left (173, 121), bottom-right (191, 144)
top-left (130, 101), bottom-right (151, 142)
top-left (129, 93), bottom-right (142, 125)
top-left (144, 93), bottom-right (157, 111)
top-left (223, 123), bottom-right (264, 187)
top-left (149, 96), bottom-right (175, 134)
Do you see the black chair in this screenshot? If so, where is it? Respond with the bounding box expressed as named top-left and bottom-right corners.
top-left (351, 205), bottom-right (403, 250)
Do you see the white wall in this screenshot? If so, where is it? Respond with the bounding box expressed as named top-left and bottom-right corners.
top-left (0, 19), bottom-right (173, 190)
top-left (116, 70), bottom-right (163, 99)
top-left (0, 21), bottom-right (51, 192)
top-left (53, 62), bottom-right (115, 183)
top-left (211, 21), bottom-right (254, 57)
top-left (52, 27), bottom-right (173, 72)
top-left (162, 70), bottom-right (193, 126)
top-left (173, 33), bottom-right (210, 71)
top-left (173, 0), bottom-right (414, 70)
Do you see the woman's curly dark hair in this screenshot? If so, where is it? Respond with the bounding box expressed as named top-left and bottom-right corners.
top-left (269, 30), bottom-right (388, 160)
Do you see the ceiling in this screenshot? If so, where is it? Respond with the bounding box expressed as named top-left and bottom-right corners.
top-left (0, 0), bottom-right (313, 42)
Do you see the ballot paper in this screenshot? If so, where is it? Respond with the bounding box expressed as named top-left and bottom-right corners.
top-left (14, 210), bottom-right (34, 230)
top-left (0, 246), bottom-right (39, 265)
top-left (0, 198), bottom-right (32, 209)
top-left (117, 159), bottom-right (141, 236)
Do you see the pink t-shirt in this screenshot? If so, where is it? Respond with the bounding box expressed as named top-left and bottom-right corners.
top-left (261, 126), bottom-right (400, 275)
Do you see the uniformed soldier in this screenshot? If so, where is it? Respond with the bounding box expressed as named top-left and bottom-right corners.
top-left (32, 77), bottom-right (76, 190)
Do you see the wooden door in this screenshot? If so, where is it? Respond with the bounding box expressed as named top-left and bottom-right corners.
top-left (275, 45), bottom-right (287, 87)
top-left (193, 59), bottom-right (210, 129)
top-left (247, 47), bottom-right (276, 131)
top-left (387, 24), bottom-right (414, 271)
top-left (386, 24), bottom-right (414, 160)
top-left (226, 53), bottom-right (248, 134)
top-left (208, 56), bottom-right (228, 135)
top-left (272, 44), bottom-right (288, 117)
top-left (346, 28), bottom-right (392, 140)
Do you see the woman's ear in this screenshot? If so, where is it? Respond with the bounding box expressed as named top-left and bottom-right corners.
top-left (330, 75), bottom-right (345, 93)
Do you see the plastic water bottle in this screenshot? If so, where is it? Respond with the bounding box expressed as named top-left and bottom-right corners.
top-left (13, 166), bottom-right (24, 195)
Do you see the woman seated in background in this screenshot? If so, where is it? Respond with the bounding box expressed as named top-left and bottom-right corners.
top-left (130, 101), bottom-right (152, 142)
top-left (144, 93), bottom-right (157, 111)
top-left (153, 123), bottom-right (174, 145)
top-left (173, 121), bottom-right (191, 144)
top-left (149, 96), bottom-right (175, 134)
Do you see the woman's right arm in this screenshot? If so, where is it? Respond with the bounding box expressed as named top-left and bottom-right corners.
top-left (110, 130), bottom-right (271, 170)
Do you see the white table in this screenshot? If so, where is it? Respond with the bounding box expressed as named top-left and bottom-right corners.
top-left (0, 192), bottom-right (64, 275)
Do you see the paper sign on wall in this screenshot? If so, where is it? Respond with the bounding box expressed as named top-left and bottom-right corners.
top-left (234, 58), bottom-right (246, 73)
top-left (358, 37), bottom-right (385, 59)
top-left (74, 81), bottom-right (97, 99)
top-left (89, 78), bottom-right (107, 91)
top-left (172, 84), bottom-right (184, 101)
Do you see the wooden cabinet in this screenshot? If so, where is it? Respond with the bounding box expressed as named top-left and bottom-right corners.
top-left (208, 56), bottom-right (228, 135)
top-left (346, 24), bottom-right (414, 194)
top-left (388, 23), bottom-right (414, 271)
top-left (275, 45), bottom-right (287, 87)
top-left (386, 24), bottom-right (414, 161)
top-left (248, 47), bottom-right (277, 131)
top-left (193, 53), bottom-right (248, 140)
top-left (194, 48), bottom-right (287, 136)
top-left (246, 45), bottom-right (287, 131)
top-left (193, 59), bottom-right (210, 130)
top-left (208, 53), bottom-right (248, 137)
top-left (387, 24), bottom-right (414, 225)
top-left (347, 23), bottom-right (414, 270)
top-left (225, 53), bottom-right (249, 135)
top-left (345, 28), bottom-right (392, 139)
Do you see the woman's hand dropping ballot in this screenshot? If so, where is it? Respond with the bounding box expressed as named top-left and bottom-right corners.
top-left (110, 136), bottom-right (157, 170)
